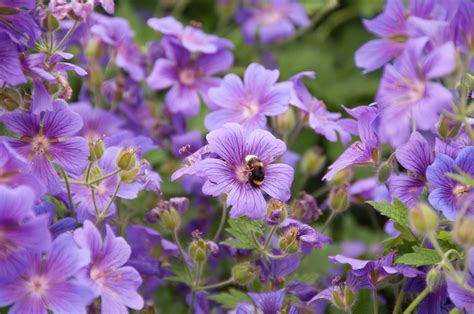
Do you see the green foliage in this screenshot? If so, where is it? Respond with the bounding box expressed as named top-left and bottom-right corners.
top-left (221, 217), bottom-right (264, 249)
top-left (168, 262), bottom-right (193, 285)
top-left (396, 247), bottom-right (441, 266)
top-left (367, 199), bottom-right (409, 228)
top-left (208, 288), bottom-right (251, 309)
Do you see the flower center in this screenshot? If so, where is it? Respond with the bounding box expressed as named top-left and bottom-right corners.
top-left (27, 276), bottom-right (48, 295)
top-left (453, 184), bottom-right (469, 198)
top-left (260, 8), bottom-right (283, 25)
top-left (31, 135), bottom-right (50, 155)
top-left (179, 69), bottom-right (196, 86)
top-left (0, 226), bottom-right (17, 258)
top-left (242, 99), bottom-right (259, 117)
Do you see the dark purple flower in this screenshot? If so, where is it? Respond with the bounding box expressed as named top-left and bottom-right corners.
top-left (388, 132), bottom-right (433, 206)
top-left (2, 100), bottom-right (89, 193)
top-left (71, 147), bottom-right (143, 222)
top-left (376, 38), bottom-right (456, 147)
top-left (0, 0), bottom-right (41, 45)
top-left (280, 218), bottom-right (331, 254)
top-left (193, 123), bottom-right (294, 219)
top-left (290, 71), bottom-right (351, 144)
top-left (235, 288), bottom-right (285, 314)
top-left (147, 16), bottom-right (232, 54)
top-left (323, 105), bottom-right (380, 181)
top-left (259, 252), bottom-right (300, 286)
top-left (426, 146), bottom-right (474, 220)
top-left (0, 34), bottom-right (26, 86)
top-left (205, 63), bottom-right (291, 131)
top-left (74, 220), bottom-right (144, 313)
top-left (0, 186), bottom-right (51, 282)
top-left (0, 233), bottom-right (94, 313)
top-left (147, 37), bottom-right (233, 116)
top-left (238, 0), bottom-right (310, 45)
top-left (0, 141), bottom-right (45, 200)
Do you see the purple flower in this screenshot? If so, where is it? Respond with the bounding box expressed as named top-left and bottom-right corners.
top-left (71, 147), bottom-right (143, 222)
top-left (0, 34), bottom-right (26, 86)
top-left (323, 105), bottom-right (380, 181)
top-left (291, 192), bottom-right (322, 223)
top-left (74, 220), bottom-right (144, 313)
top-left (238, 0), bottom-right (310, 45)
top-left (0, 141), bottom-right (45, 200)
top-left (0, 233), bottom-right (94, 313)
top-left (447, 247), bottom-right (474, 311)
top-left (354, 0), bottom-right (436, 72)
top-left (388, 132), bottom-right (433, 206)
top-left (147, 16), bottom-right (232, 54)
top-left (2, 100), bottom-right (89, 193)
top-left (147, 38), bottom-right (233, 117)
top-left (71, 101), bottom-right (124, 141)
top-left (280, 218), bottom-right (331, 254)
top-left (376, 38), bottom-right (456, 147)
top-left (426, 146), bottom-right (474, 220)
top-left (0, 186), bottom-right (51, 282)
top-left (259, 252), bottom-right (300, 286)
top-left (349, 177), bottom-right (390, 203)
top-left (235, 288), bottom-right (286, 314)
top-left (194, 123), bottom-right (294, 219)
top-left (170, 130), bottom-right (203, 157)
top-left (290, 71), bottom-right (351, 144)
top-left (205, 63), bottom-right (291, 131)
top-left (0, 1), bottom-right (41, 45)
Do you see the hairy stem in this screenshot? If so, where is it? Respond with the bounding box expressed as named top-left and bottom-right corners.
top-left (60, 167), bottom-right (74, 214)
top-left (403, 287), bottom-right (429, 314)
top-left (212, 204), bottom-right (227, 243)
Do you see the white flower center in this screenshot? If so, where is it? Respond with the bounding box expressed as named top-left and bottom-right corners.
top-left (31, 135), bottom-right (50, 154)
top-left (27, 276), bottom-right (48, 295)
top-left (453, 184), bottom-right (469, 198)
top-left (179, 69), bottom-right (196, 86)
top-left (242, 99), bottom-right (259, 117)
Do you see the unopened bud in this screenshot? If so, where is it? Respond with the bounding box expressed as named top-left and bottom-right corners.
top-left (426, 266), bottom-right (444, 291)
top-left (266, 199), bottom-right (287, 226)
top-left (292, 192), bottom-right (321, 223)
top-left (116, 149), bottom-right (137, 171)
top-left (438, 115), bottom-right (461, 138)
top-left (88, 140), bottom-right (105, 161)
top-left (344, 285), bottom-right (355, 307)
top-left (231, 262), bottom-right (258, 285)
top-left (377, 160), bottom-right (392, 183)
top-left (160, 207), bottom-right (181, 231)
top-left (328, 185), bottom-right (349, 212)
top-left (331, 168), bottom-right (353, 186)
top-left (43, 14), bottom-right (60, 32)
top-left (120, 166), bottom-right (140, 182)
top-left (189, 239), bottom-right (209, 263)
top-left (0, 89), bottom-right (22, 111)
top-left (300, 147), bottom-right (326, 176)
top-left (170, 197), bottom-right (190, 213)
top-left (453, 217), bottom-right (474, 247)
top-left (279, 227), bottom-right (300, 254)
top-left (276, 109), bottom-right (296, 134)
top-left (333, 289), bottom-right (345, 309)
top-left (409, 203), bottom-right (439, 235)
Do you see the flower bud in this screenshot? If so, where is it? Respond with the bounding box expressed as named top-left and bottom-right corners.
top-left (88, 140), bottom-right (105, 161)
top-left (300, 147), bottom-right (326, 176)
top-left (189, 239), bottom-right (209, 263)
top-left (333, 289), bottom-right (346, 309)
top-left (276, 108), bottom-right (296, 134)
top-left (438, 115), bottom-right (461, 138)
top-left (328, 185), bottom-right (349, 212)
top-left (409, 203), bottom-right (439, 235)
top-left (343, 285), bottom-right (355, 307)
top-left (279, 227), bottom-right (300, 254)
top-left (120, 166), bottom-right (140, 182)
top-left (231, 262), bottom-right (258, 285)
top-left (43, 14), bottom-right (60, 32)
top-left (0, 89), bottom-right (22, 111)
top-left (160, 207), bottom-right (181, 231)
top-left (426, 266), bottom-right (444, 291)
top-left (116, 149), bottom-right (137, 171)
top-left (170, 197), bottom-right (190, 213)
top-left (266, 199), bottom-right (287, 226)
top-left (376, 160), bottom-right (392, 183)
top-left (331, 168), bottom-right (353, 186)
top-left (453, 217), bottom-right (474, 247)
top-left (292, 192), bottom-right (322, 223)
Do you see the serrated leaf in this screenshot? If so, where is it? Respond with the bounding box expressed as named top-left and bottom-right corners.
top-left (208, 289), bottom-right (251, 309)
top-left (222, 217), bottom-right (263, 249)
top-left (367, 199), bottom-right (409, 227)
top-left (167, 262), bottom-right (192, 285)
top-left (396, 247), bottom-right (440, 266)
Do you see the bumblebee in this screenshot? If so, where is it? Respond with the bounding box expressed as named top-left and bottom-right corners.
top-left (245, 155), bottom-right (264, 187)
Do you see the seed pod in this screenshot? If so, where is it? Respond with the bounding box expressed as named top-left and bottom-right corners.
top-left (426, 266), bottom-right (444, 291)
top-left (328, 185), bottom-right (349, 212)
top-left (276, 108), bottom-right (296, 134)
top-left (376, 160), bottom-right (392, 183)
top-left (231, 262), bottom-right (257, 285)
top-left (300, 147), bottom-right (326, 176)
top-left (116, 149), bottom-right (137, 171)
top-left (453, 217), bottom-right (474, 247)
top-left (408, 203), bottom-right (439, 235)
top-left (189, 239), bottom-right (208, 263)
top-left (43, 14), bottom-right (60, 32)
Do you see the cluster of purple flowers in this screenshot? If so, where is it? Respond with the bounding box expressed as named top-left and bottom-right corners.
top-left (0, 0), bottom-right (473, 313)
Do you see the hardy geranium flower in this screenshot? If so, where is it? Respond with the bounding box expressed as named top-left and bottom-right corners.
top-left (74, 220), bottom-right (144, 313)
top-left (2, 100), bottom-right (89, 193)
top-left (0, 34), bottom-right (26, 86)
top-left (0, 186), bottom-right (51, 282)
top-left (205, 63), bottom-right (291, 131)
top-left (0, 233), bottom-right (94, 313)
top-left (234, 288), bottom-right (286, 313)
top-left (147, 37), bottom-right (233, 117)
top-left (376, 38), bottom-right (456, 147)
top-left (237, 0), bottom-right (310, 45)
top-left (194, 123), bottom-right (294, 219)
top-left (290, 71), bottom-right (351, 144)
top-left (280, 218), bottom-right (331, 254)
top-left (426, 146), bottom-right (474, 220)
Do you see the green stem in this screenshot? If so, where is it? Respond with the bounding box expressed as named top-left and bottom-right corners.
top-left (321, 211), bottom-right (337, 233)
top-left (262, 225), bottom-right (277, 252)
top-left (56, 19), bottom-right (78, 51)
top-left (91, 188), bottom-right (100, 218)
top-left (212, 204), bottom-right (227, 243)
top-left (97, 180), bottom-right (121, 223)
top-left (60, 168), bottom-right (74, 214)
top-left (85, 161), bottom-right (94, 184)
top-left (189, 261), bottom-right (203, 314)
top-left (393, 288), bottom-right (405, 314)
top-left (313, 185), bottom-right (330, 198)
top-left (195, 278), bottom-right (234, 291)
top-left (172, 0), bottom-right (189, 18)
top-left (403, 287), bottom-right (429, 314)
top-left (172, 229), bottom-right (193, 278)
top-left (265, 252), bottom-right (288, 260)
top-left (372, 290), bottom-right (379, 314)
top-left (87, 169), bottom-right (122, 185)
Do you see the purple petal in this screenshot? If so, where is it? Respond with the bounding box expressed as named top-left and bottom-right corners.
top-left (422, 42), bottom-right (456, 79)
top-left (146, 59), bottom-right (177, 90)
top-left (0, 34), bottom-right (26, 86)
top-left (196, 48), bottom-right (233, 76)
top-left (388, 175), bottom-right (425, 207)
top-left (206, 123), bottom-right (245, 165)
top-left (395, 132), bottom-right (433, 176)
top-left (43, 100), bottom-right (84, 138)
top-left (227, 184), bottom-right (266, 219)
top-left (165, 84), bottom-right (200, 117)
top-left (245, 128), bottom-right (286, 163)
top-left (329, 254), bottom-right (370, 270)
top-left (48, 137), bottom-right (89, 175)
top-left (147, 16), bottom-right (183, 35)
top-left (362, 0), bottom-right (406, 37)
top-left (261, 164), bottom-right (293, 201)
top-left (31, 80), bottom-right (52, 114)
top-left (208, 73), bottom-right (246, 109)
top-left (355, 39), bottom-right (404, 73)
top-left (248, 288), bottom-right (285, 313)
top-left (244, 63), bottom-right (279, 97)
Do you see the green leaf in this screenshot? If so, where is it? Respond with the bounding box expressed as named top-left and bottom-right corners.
top-left (221, 217), bottom-right (263, 249)
top-left (367, 199), bottom-right (409, 227)
top-left (167, 262), bottom-right (192, 285)
top-left (396, 247), bottom-right (441, 266)
top-left (208, 289), bottom-right (251, 309)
